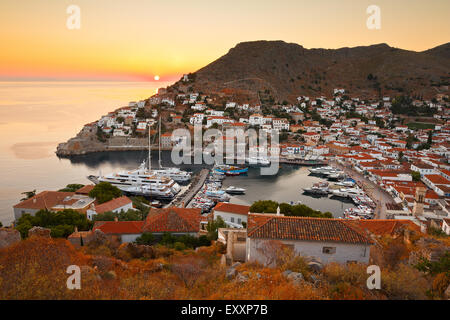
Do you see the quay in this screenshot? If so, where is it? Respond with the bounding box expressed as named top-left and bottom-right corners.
top-left (279, 158), bottom-right (328, 166)
top-left (169, 169), bottom-right (210, 208)
top-left (329, 159), bottom-right (395, 219)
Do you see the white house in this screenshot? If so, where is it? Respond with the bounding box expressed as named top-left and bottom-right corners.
top-left (249, 114), bottom-right (265, 126)
top-left (410, 162), bottom-right (435, 176)
top-left (87, 196), bottom-right (133, 220)
top-left (206, 116), bottom-right (234, 128)
top-left (272, 118), bottom-right (290, 131)
top-left (246, 214), bottom-right (372, 265)
top-left (190, 113), bottom-right (204, 125)
top-left (212, 202), bottom-right (250, 228)
top-left (442, 218), bottom-right (450, 235)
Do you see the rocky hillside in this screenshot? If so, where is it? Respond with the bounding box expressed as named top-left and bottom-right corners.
top-left (171, 40), bottom-right (450, 102)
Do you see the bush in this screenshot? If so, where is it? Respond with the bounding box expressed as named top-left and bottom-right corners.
top-left (135, 232), bottom-right (156, 245)
top-left (174, 242), bottom-right (186, 251)
top-left (89, 182), bottom-right (122, 204)
top-left (15, 209), bottom-right (92, 239)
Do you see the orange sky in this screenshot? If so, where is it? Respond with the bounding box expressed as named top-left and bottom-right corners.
top-left (1, 0), bottom-right (449, 81)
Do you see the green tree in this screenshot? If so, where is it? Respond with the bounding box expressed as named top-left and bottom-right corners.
top-left (15, 209), bottom-right (92, 239)
top-left (206, 216), bottom-right (227, 241)
top-left (135, 232), bottom-right (156, 245)
top-left (20, 190), bottom-right (36, 201)
top-left (415, 252), bottom-right (450, 276)
top-left (89, 182), bottom-right (122, 204)
top-left (58, 184), bottom-right (85, 192)
top-left (250, 200), bottom-right (332, 218)
top-left (411, 171), bottom-right (421, 182)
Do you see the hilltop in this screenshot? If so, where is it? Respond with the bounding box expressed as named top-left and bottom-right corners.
top-left (170, 40), bottom-right (450, 103)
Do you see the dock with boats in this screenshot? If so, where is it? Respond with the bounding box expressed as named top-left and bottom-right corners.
top-left (170, 168), bottom-right (210, 208)
top-left (302, 165), bottom-right (377, 220)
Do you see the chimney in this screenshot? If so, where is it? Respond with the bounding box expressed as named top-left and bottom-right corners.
top-left (114, 217), bottom-right (118, 222)
top-left (276, 206), bottom-right (281, 216)
top-left (74, 226), bottom-right (78, 233)
top-left (181, 201), bottom-right (185, 208)
top-left (33, 198), bottom-right (37, 204)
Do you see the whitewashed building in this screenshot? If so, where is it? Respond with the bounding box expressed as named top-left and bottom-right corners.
top-left (246, 214), bottom-right (372, 265)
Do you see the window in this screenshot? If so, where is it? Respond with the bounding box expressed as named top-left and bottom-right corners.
top-left (231, 217), bottom-right (235, 223)
top-left (238, 218), bottom-right (241, 224)
top-left (322, 247), bottom-right (336, 254)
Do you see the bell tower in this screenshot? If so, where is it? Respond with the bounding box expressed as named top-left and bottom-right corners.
top-left (412, 187), bottom-right (426, 216)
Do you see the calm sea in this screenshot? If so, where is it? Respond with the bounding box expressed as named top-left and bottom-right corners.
top-left (0, 81), bottom-right (353, 226)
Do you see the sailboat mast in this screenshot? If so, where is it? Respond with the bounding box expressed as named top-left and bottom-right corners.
top-left (158, 116), bottom-right (162, 168)
top-left (148, 124), bottom-right (151, 171)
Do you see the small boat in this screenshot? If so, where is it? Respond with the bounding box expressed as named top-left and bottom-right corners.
top-left (205, 190), bottom-right (231, 202)
top-left (215, 165), bottom-right (248, 176)
top-left (225, 186), bottom-right (246, 195)
top-left (302, 187), bottom-right (329, 196)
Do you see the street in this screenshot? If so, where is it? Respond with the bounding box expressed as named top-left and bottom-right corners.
top-left (330, 160), bottom-right (395, 219)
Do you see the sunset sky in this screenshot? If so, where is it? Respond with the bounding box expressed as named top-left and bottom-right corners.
top-left (1, 0), bottom-right (449, 82)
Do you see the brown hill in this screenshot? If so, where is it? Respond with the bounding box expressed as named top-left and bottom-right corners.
top-left (171, 40), bottom-right (450, 103)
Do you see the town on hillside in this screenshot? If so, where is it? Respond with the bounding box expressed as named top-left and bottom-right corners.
top-left (3, 82), bottom-right (449, 300)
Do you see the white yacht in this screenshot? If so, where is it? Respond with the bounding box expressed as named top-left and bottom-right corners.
top-left (331, 188), bottom-right (365, 199)
top-left (87, 121), bottom-right (183, 199)
top-left (88, 168), bottom-right (181, 199)
top-left (225, 186), bottom-right (246, 195)
top-left (308, 166), bottom-right (333, 175)
top-left (246, 156), bottom-right (271, 166)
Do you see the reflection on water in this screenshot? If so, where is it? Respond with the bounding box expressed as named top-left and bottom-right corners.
top-left (0, 81), bottom-right (168, 225)
top-left (0, 81), bottom-right (354, 226)
top-left (11, 142), bottom-right (58, 160)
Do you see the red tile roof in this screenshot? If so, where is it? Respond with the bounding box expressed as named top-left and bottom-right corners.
top-left (344, 219), bottom-right (423, 236)
top-left (214, 202), bottom-right (250, 216)
top-left (93, 196), bottom-right (132, 214)
top-left (93, 221), bottom-right (145, 234)
top-left (424, 174), bottom-right (450, 185)
top-left (13, 191), bottom-right (75, 210)
top-left (142, 207), bottom-right (201, 233)
top-left (75, 185), bottom-right (95, 195)
top-left (247, 214), bottom-right (373, 245)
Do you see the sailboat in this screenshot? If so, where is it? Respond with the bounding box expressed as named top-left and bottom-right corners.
top-left (87, 121), bottom-right (182, 199)
top-left (149, 117), bottom-right (192, 183)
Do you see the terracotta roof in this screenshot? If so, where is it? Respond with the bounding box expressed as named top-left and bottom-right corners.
top-left (214, 202), bottom-right (250, 216)
top-left (344, 219), bottom-right (422, 236)
top-left (247, 214), bottom-right (373, 245)
top-left (75, 185), bottom-right (95, 195)
top-left (13, 191), bottom-right (75, 210)
top-left (93, 221), bottom-right (145, 234)
top-left (424, 174), bottom-right (450, 185)
top-left (93, 196), bottom-right (132, 214)
top-left (142, 207), bottom-right (201, 233)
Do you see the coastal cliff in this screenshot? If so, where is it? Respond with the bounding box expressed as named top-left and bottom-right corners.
top-left (56, 130), bottom-right (150, 157)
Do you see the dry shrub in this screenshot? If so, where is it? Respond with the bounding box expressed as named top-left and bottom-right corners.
top-left (209, 267), bottom-right (325, 300)
top-left (432, 272), bottom-right (450, 298)
top-left (381, 264), bottom-right (430, 300)
top-left (255, 240), bottom-right (311, 277)
top-left (0, 237), bottom-right (108, 299)
top-left (120, 270), bottom-right (185, 299)
top-left (323, 262), bottom-right (368, 287)
top-left (170, 255), bottom-right (207, 289)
